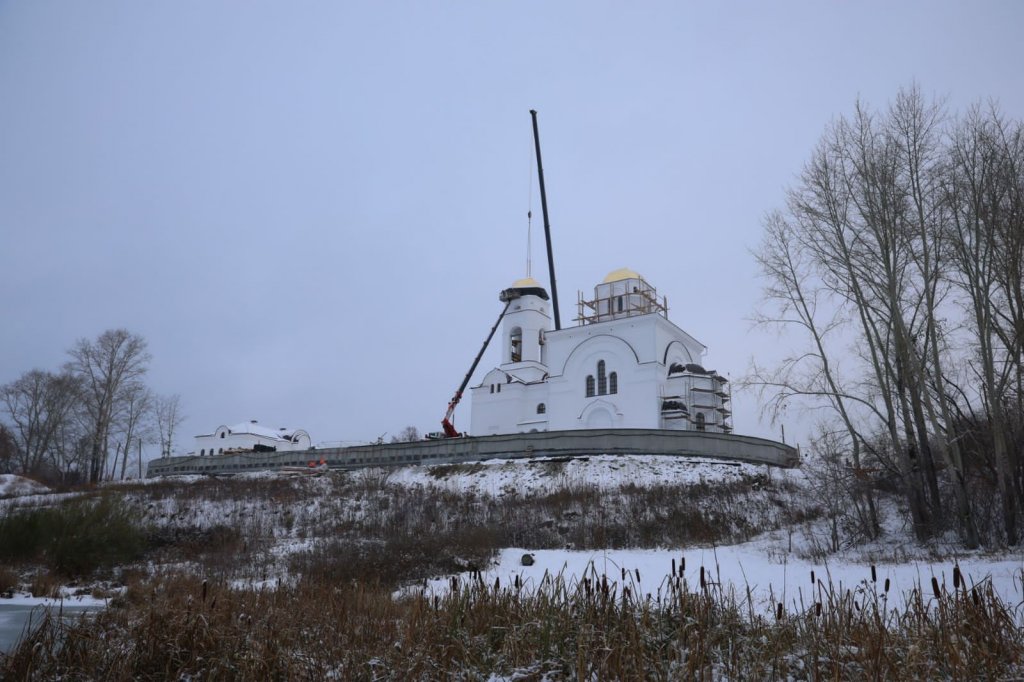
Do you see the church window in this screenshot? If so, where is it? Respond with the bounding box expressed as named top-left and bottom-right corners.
top-left (200, 449), bottom-right (205, 456)
top-left (586, 375), bottom-right (595, 397)
top-left (490, 384), bottom-right (494, 394)
top-left (537, 403), bottom-right (546, 414)
top-left (497, 383), bottom-right (501, 393)
top-left (609, 372), bottom-right (618, 394)
top-left (220, 432), bottom-right (225, 438)
top-left (695, 413), bottom-right (706, 432)
top-left (597, 360), bottom-right (607, 395)
top-left (617, 296), bottom-right (623, 312)
top-left (510, 327), bottom-right (522, 363)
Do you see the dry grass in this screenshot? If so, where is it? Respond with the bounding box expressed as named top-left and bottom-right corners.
top-left (3, 472), bottom-right (1022, 678)
top-left (4, 564), bottom-right (1021, 680)
top-left (96, 471), bottom-right (814, 589)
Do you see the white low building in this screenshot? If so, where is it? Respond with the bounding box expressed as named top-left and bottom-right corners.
top-left (194, 420), bottom-right (312, 456)
top-left (470, 268), bottom-right (732, 435)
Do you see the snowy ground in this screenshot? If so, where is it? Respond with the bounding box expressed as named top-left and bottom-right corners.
top-left (0, 474), bottom-right (49, 499)
top-left (4, 456), bottom-right (1024, 623)
top-left (417, 540), bottom-right (1024, 618)
top-left (389, 456), bottom-right (1024, 616)
top-left (389, 454), bottom-right (801, 495)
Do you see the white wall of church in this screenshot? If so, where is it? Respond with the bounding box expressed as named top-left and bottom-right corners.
top-left (469, 271), bottom-right (729, 437)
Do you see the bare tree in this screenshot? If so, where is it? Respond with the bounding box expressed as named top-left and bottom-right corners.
top-left (113, 383), bottom-right (152, 480)
top-left (748, 211), bottom-right (880, 537)
top-left (154, 393), bottom-right (185, 458)
top-left (0, 369), bottom-right (81, 477)
top-left (757, 85), bottom-right (1024, 546)
top-left (391, 426), bottom-right (421, 443)
top-left (782, 99), bottom-right (936, 540)
top-left (0, 423), bottom-right (17, 474)
top-left (66, 329), bottom-right (151, 483)
top-left (945, 105), bottom-right (1024, 544)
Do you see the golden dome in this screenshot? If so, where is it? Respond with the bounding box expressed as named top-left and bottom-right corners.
top-left (511, 276), bottom-right (542, 288)
top-left (602, 267), bottom-right (642, 284)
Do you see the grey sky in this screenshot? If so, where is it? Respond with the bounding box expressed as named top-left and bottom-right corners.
top-left (2, 2), bottom-right (1022, 454)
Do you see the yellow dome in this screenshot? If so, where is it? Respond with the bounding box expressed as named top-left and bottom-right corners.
top-left (511, 276), bottom-right (542, 288)
top-left (602, 267), bottom-right (642, 284)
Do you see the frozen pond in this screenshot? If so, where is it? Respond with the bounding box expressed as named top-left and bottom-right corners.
top-left (0, 601), bottom-right (103, 654)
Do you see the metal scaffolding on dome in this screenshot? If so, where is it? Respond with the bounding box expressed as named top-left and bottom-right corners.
top-left (576, 274), bottom-right (668, 325)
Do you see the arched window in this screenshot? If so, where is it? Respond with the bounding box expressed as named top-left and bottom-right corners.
top-left (220, 432), bottom-right (225, 439)
top-left (200, 449), bottom-right (205, 456)
top-left (695, 413), bottom-right (706, 432)
top-left (597, 360), bottom-right (607, 395)
top-left (510, 327), bottom-right (522, 363)
top-left (537, 403), bottom-right (546, 414)
top-left (586, 375), bottom-right (595, 397)
top-left (609, 371), bottom-right (618, 394)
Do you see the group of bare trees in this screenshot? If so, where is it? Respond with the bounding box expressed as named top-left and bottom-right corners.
top-left (750, 85), bottom-right (1023, 547)
top-left (0, 329), bottom-right (184, 485)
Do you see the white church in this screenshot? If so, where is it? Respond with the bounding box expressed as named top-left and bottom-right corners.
top-left (470, 268), bottom-right (732, 435)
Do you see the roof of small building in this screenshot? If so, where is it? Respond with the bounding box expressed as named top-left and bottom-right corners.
top-left (214, 421), bottom-right (306, 441)
top-left (603, 267), bottom-right (643, 284)
top-left (511, 276), bottom-right (542, 288)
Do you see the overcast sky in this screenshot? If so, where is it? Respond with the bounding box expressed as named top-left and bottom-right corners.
top-left (2, 2), bottom-right (1022, 455)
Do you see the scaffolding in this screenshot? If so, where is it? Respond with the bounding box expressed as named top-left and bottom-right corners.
top-left (576, 275), bottom-right (668, 325)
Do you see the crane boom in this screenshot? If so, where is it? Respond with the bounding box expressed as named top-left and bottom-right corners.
top-left (530, 109), bottom-right (561, 330)
top-left (441, 288), bottom-right (522, 437)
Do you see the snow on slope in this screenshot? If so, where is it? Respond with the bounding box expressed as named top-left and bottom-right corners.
top-left (0, 474), bottom-right (49, 498)
top-left (389, 454), bottom-right (803, 496)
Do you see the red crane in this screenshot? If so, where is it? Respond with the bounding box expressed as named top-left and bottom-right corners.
top-left (440, 288), bottom-right (521, 437)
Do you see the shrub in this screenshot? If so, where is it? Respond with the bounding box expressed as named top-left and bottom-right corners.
top-left (0, 496), bottom-right (150, 577)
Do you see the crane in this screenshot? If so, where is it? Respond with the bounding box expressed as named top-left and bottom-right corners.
top-left (440, 110), bottom-right (559, 438)
top-left (440, 288), bottom-right (521, 437)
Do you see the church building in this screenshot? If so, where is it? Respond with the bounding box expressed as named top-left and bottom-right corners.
top-left (470, 268), bottom-right (732, 435)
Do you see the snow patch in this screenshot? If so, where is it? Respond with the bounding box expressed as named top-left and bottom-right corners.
top-left (0, 474), bottom-right (50, 498)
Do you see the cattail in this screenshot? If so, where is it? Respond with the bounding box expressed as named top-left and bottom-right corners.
top-left (681, 557), bottom-right (686, 573)
top-left (700, 566), bottom-right (706, 589)
top-left (776, 602), bottom-right (784, 620)
top-left (884, 578), bottom-right (890, 593)
top-left (635, 568), bottom-right (641, 583)
top-left (871, 565), bottom-right (876, 583)
top-left (815, 602), bottom-right (822, 616)
top-left (953, 565), bottom-right (961, 590)
top-left (621, 567), bottom-right (626, 581)
top-left (972, 588), bottom-right (979, 606)
top-left (931, 576), bottom-right (941, 599)
top-left (494, 576), bottom-right (500, 591)
top-left (201, 579), bottom-right (208, 603)
top-left (672, 558), bottom-right (676, 576)
top-left (810, 570), bottom-right (815, 585)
